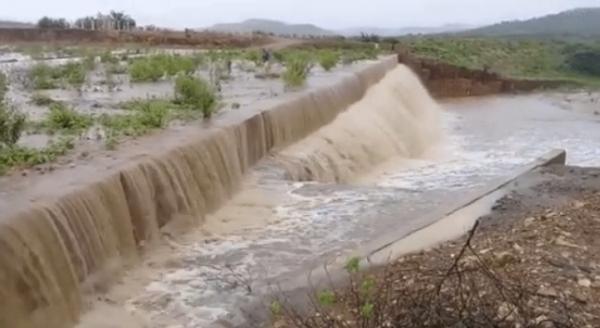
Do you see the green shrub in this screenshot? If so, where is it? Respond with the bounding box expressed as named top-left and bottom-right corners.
top-left (44, 103), bottom-right (93, 133)
top-left (129, 59), bottom-right (164, 82)
top-left (62, 62), bottom-right (87, 87)
top-left (282, 54), bottom-right (312, 88)
top-left (0, 103), bottom-right (26, 146)
top-left (0, 137), bottom-right (74, 175)
top-left (567, 50), bottom-right (600, 76)
top-left (100, 51), bottom-right (119, 64)
top-left (318, 51), bottom-right (339, 71)
top-left (129, 54), bottom-right (199, 82)
top-left (244, 50), bottom-right (263, 65)
top-left (162, 55), bottom-right (196, 76)
top-left (30, 64), bottom-right (57, 89)
top-left (134, 101), bottom-right (169, 128)
top-left (30, 62), bottom-right (88, 89)
top-left (101, 100), bottom-right (170, 137)
top-left (174, 75), bottom-right (216, 118)
top-left (0, 72), bottom-right (7, 99)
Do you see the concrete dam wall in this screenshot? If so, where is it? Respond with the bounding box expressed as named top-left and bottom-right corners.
top-left (0, 57), bottom-right (404, 327)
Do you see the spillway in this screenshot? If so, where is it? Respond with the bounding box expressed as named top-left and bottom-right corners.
top-left (0, 57), bottom-right (405, 328)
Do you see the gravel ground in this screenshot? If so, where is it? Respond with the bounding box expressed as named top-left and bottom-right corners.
top-left (274, 165), bottom-right (600, 327)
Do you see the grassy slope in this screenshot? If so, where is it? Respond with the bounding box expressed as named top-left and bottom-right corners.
top-left (400, 37), bottom-right (600, 87)
top-left (463, 8), bottom-right (600, 38)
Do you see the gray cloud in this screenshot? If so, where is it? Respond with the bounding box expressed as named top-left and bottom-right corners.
top-left (3, 0), bottom-right (600, 29)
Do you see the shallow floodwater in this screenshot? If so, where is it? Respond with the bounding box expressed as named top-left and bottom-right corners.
top-left (79, 93), bottom-right (600, 328)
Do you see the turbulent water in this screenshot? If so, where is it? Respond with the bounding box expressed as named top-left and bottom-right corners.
top-left (272, 65), bottom-right (441, 183)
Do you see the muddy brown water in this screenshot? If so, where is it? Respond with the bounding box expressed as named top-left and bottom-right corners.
top-left (1, 54), bottom-right (600, 328)
top-left (77, 92), bottom-right (600, 327)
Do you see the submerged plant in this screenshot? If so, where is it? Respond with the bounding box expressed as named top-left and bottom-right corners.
top-left (318, 51), bottom-right (340, 71)
top-left (44, 103), bottom-right (93, 133)
top-left (0, 72), bottom-right (8, 99)
top-left (0, 103), bottom-right (26, 146)
top-left (174, 74), bottom-right (217, 118)
top-left (282, 54), bottom-right (312, 88)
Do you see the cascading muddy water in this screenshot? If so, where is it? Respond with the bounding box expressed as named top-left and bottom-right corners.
top-left (1, 58), bottom-right (409, 328)
top-left (271, 65), bottom-right (442, 183)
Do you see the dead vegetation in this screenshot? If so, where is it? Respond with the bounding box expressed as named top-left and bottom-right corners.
top-left (272, 192), bottom-right (600, 328)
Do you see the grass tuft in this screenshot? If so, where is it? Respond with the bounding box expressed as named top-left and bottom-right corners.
top-left (174, 74), bottom-right (217, 118)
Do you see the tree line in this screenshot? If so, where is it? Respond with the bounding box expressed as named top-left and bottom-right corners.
top-left (37, 11), bottom-right (136, 31)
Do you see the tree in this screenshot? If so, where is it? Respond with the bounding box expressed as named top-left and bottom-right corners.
top-left (109, 11), bottom-right (136, 30)
top-left (37, 16), bottom-right (70, 29)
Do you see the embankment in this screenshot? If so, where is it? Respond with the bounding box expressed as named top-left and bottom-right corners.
top-left (0, 28), bottom-right (270, 47)
top-left (397, 52), bottom-right (566, 98)
top-left (0, 57), bottom-right (397, 328)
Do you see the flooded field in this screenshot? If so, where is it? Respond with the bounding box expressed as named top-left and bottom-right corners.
top-left (0, 46), bottom-right (381, 175)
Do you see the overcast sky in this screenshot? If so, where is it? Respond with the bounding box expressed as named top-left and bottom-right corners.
top-left (2, 0), bottom-right (600, 29)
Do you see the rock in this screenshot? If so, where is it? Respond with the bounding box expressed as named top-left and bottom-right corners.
top-left (21, 171), bottom-right (27, 177)
top-left (537, 286), bottom-right (558, 298)
top-left (524, 217), bottom-right (536, 227)
top-left (497, 302), bottom-right (517, 321)
top-left (462, 256), bottom-right (479, 270)
top-left (513, 243), bottom-right (524, 254)
top-left (493, 252), bottom-right (519, 267)
top-left (554, 236), bottom-right (584, 249)
top-left (578, 278), bottom-right (592, 288)
top-left (572, 290), bottom-right (588, 304)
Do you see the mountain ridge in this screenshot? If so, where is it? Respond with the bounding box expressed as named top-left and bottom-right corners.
top-left (463, 7), bottom-right (600, 37)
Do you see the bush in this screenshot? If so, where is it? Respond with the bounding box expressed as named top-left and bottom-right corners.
top-left (100, 51), bottom-right (119, 64)
top-left (318, 51), bottom-right (339, 71)
top-left (0, 138), bottom-right (74, 175)
top-left (62, 62), bottom-right (87, 87)
top-left (129, 54), bottom-right (199, 82)
top-left (0, 72), bottom-right (7, 99)
top-left (129, 59), bottom-right (164, 82)
top-left (29, 62), bottom-right (88, 89)
top-left (100, 100), bottom-right (169, 137)
top-left (44, 103), bottom-right (93, 133)
top-left (244, 49), bottom-right (263, 65)
top-left (282, 54), bottom-right (312, 88)
top-left (567, 50), bottom-right (600, 76)
top-left (174, 75), bottom-right (216, 118)
top-left (30, 64), bottom-right (57, 89)
top-left (134, 101), bottom-right (169, 128)
top-left (0, 103), bottom-right (26, 146)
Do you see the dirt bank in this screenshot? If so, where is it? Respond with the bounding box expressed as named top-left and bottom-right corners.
top-left (276, 164), bottom-right (600, 327)
top-left (0, 28), bottom-right (272, 47)
top-left (398, 52), bottom-right (567, 98)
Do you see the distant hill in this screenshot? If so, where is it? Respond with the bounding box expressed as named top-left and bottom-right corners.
top-left (207, 19), bottom-right (334, 36)
top-left (464, 8), bottom-right (600, 37)
top-left (340, 24), bottom-right (472, 37)
top-left (0, 20), bottom-right (34, 28)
